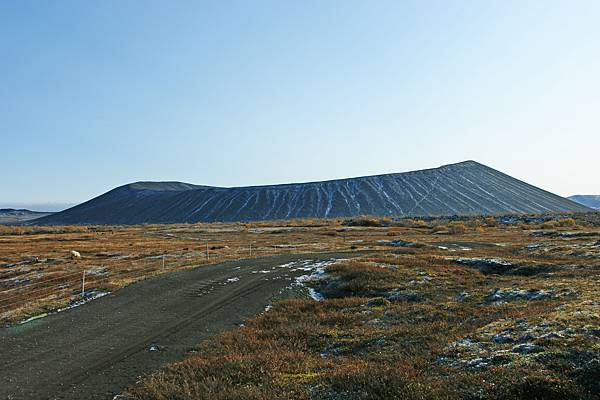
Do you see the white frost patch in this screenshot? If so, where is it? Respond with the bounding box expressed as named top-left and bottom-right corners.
top-left (226, 277), bottom-right (240, 283)
top-left (20, 291), bottom-right (110, 325)
top-left (20, 313), bottom-right (49, 324)
top-left (291, 265), bottom-right (318, 272)
top-left (57, 291), bottom-right (110, 312)
top-left (307, 288), bottom-right (324, 301)
top-left (438, 245), bottom-right (471, 251)
top-left (275, 259), bottom-right (344, 301)
top-left (276, 262), bottom-right (298, 269)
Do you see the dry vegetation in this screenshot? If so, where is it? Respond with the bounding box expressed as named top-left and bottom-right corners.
top-left (2, 213), bottom-right (599, 399)
top-left (0, 219), bottom-right (358, 324)
top-left (124, 213), bottom-right (598, 400)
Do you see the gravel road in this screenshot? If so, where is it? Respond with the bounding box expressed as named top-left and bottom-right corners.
top-left (0, 252), bottom-right (357, 400)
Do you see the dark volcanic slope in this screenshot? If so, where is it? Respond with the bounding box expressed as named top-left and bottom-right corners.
top-left (36, 161), bottom-right (590, 225)
top-left (569, 195), bottom-right (600, 210)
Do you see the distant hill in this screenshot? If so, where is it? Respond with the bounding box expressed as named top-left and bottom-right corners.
top-left (568, 195), bottom-right (600, 210)
top-left (35, 161), bottom-right (591, 225)
top-left (0, 209), bottom-right (54, 225)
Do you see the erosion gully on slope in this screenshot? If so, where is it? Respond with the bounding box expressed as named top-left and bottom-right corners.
top-left (0, 252), bottom-right (356, 400)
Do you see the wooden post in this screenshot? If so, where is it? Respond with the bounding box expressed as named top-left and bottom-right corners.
top-left (249, 243), bottom-right (252, 258)
top-left (206, 240), bottom-right (209, 261)
top-left (162, 255), bottom-right (165, 271)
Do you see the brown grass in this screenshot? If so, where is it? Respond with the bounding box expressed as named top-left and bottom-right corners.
top-left (3, 213), bottom-right (599, 324)
top-left (117, 213), bottom-right (600, 399)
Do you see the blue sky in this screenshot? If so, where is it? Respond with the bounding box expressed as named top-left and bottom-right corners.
top-left (1, 1), bottom-right (599, 211)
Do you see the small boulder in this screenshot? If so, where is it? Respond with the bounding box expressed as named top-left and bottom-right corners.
top-left (366, 297), bottom-right (391, 307)
top-left (456, 292), bottom-right (469, 301)
top-left (492, 333), bottom-right (514, 344)
top-left (512, 343), bottom-right (543, 354)
top-left (385, 289), bottom-right (423, 302)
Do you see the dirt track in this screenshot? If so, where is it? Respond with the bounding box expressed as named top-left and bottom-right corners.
top-left (0, 252), bottom-right (357, 400)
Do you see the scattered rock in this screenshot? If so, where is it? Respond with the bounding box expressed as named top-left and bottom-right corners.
top-left (585, 328), bottom-right (600, 337)
top-left (389, 239), bottom-right (413, 247)
top-left (525, 243), bottom-right (546, 250)
top-left (456, 292), bottom-right (469, 301)
top-left (499, 216), bottom-right (549, 225)
top-left (559, 232), bottom-right (600, 238)
top-left (87, 266), bottom-right (108, 276)
top-left (512, 343), bottom-right (543, 354)
top-left (492, 333), bottom-right (514, 344)
top-left (376, 239), bottom-right (417, 247)
top-left (452, 338), bottom-right (477, 348)
top-left (486, 288), bottom-right (553, 303)
top-left (518, 333), bottom-right (535, 343)
top-left (455, 258), bottom-right (513, 274)
top-left (366, 297), bottom-right (391, 307)
top-left (531, 231), bottom-right (558, 237)
top-left (455, 257), bottom-right (557, 276)
top-left (409, 274), bottom-right (432, 285)
top-left (465, 357), bottom-right (488, 368)
top-left (384, 289), bottom-right (423, 302)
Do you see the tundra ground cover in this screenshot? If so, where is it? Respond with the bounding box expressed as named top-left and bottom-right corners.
top-left (2, 214), bottom-right (598, 324)
top-left (116, 213), bottom-right (599, 399)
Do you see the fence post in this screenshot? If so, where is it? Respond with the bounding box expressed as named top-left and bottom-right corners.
top-left (81, 271), bottom-right (86, 298)
top-left (206, 240), bottom-right (209, 261)
top-left (249, 243), bottom-right (252, 258)
top-left (162, 255), bottom-right (165, 271)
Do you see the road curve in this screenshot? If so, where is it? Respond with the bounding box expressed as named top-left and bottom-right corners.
top-left (0, 252), bottom-right (356, 400)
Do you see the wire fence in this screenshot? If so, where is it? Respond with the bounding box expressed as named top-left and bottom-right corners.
top-left (0, 237), bottom-right (338, 319)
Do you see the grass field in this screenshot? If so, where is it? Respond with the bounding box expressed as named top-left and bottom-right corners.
top-left (2, 214), bottom-right (599, 398)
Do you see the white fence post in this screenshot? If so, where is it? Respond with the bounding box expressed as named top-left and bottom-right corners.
top-left (81, 271), bottom-right (86, 298)
top-left (162, 255), bottom-right (165, 271)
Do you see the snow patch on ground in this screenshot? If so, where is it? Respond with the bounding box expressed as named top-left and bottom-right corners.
top-left (306, 287), bottom-right (324, 301)
top-left (260, 259), bottom-right (346, 315)
top-left (282, 259), bottom-right (343, 301)
top-left (20, 291), bottom-right (110, 325)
